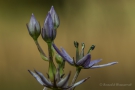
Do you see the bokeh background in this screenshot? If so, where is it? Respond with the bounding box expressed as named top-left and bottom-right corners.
top-left (0, 0), bottom-right (135, 90)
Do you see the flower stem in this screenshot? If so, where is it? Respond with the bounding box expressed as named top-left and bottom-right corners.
top-left (34, 40), bottom-right (49, 61)
top-left (34, 40), bottom-right (46, 56)
top-left (47, 42), bottom-right (56, 82)
top-left (70, 68), bottom-right (81, 90)
top-left (48, 42), bottom-right (53, 61)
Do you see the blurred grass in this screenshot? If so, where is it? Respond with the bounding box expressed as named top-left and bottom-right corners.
top-left (0, 0), bottom-right (135, 90)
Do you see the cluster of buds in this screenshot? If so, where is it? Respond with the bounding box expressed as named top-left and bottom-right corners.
top-left (26, 6), bottom-right (118, 90)
top-left (26, 6), bottom-right (59, 42)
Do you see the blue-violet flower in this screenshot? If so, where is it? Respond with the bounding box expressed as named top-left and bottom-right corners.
top-left (53, 44), bottom-right (118, 69)
top-left (50, 6), bottom-right (60, 29)
top-left (41, 12), bottom-right (57, 43)
top-left (28, 69), bottom-right (89, 90)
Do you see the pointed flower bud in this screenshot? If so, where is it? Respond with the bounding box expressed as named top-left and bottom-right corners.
top-left (50, 6), bottom-right (60, 29)
top-left (41, 12), bottom-right (57, 43)
top-left (26, 13), bottom-right (41, 40)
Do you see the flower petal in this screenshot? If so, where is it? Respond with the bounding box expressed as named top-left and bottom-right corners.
top-left (82, 54), bottom-right (91, 67)
top-left (44, 12), bottom-right (54, 37)
top-left (34, 70), bottom-right (53, 87)
top-left (61, 47), bottom-right (74, 64)
top-left (42, 12), bottom-right (56, 42)
top-left (57, 71), bottom-right (71, 87)
top-left (53, 44), bottom-right (74, 65)
top-left (91, 62), bottom-right (118, 69)
top-left (70, 77), bottom-right (90, 89)
top-left (55, 68), bottom-right (61, 82)
top-left (76, 54), bottom-right (90, 66)
top-left (28, 70), bottom-right (45, 86)
top-left (88, 59), bottom-right (102, 68)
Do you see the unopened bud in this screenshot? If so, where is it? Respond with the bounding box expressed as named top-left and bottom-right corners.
top-left (41, 12), bottom-right (57, 43)
top-left (50, 6), bottom-right (60, 29)
top-left (26, 13), bottom-right (41, 40)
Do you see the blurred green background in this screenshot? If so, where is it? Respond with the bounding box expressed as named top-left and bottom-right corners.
top-left (0, 0), bottom-right (135, 90)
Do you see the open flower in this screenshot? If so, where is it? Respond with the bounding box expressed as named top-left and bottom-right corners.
top-left (53, 44), bottom-right (118, 69)
top-left (28, 69), bottom-right (89, 90)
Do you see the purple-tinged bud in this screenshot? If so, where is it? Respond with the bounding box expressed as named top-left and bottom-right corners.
top-left (50, 6), bottom-right (60, 29)
top-left (26, 13), bottom-right (41, 40)
top-left (41, 12), bottom-right (57, 43)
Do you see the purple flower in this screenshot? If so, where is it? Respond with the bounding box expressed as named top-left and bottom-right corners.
top-left (50, 6), bottom-right (60, 29)
top-left (53, 44), bottom-right (118, 69)
top-left (41, 12), bottom-right (57, 43)
top-left (28, 69), bottom-right (89, 89)
top-left (26, 13), bottom-right (41, 40)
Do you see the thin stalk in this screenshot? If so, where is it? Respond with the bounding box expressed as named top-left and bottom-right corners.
top-left (70, 68), bottom-right (81, 90)
top-left (34, 40), bottom-right (49, 61)
top-left (48, 42), bottom-right (53, 61)
top-left (34, 40), bottom-right (46, 56)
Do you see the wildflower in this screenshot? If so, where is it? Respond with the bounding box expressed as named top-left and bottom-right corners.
top-left (26, 13), bottom-right (41, 40)
top-left (41, 11), bottom-right (58, 80)
top-left (28, 69), bottom-right (89, 90)
top-left (53, 44), bottom-right (118, 69)
top-left (50, 6), bottom-right (60, 29)
top-left (41, 12), bottom-right (57, 43)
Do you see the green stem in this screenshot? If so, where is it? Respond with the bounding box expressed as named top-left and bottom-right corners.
top-left (70, 68), bottom-right (81, 90)
top-left (47, 42), bottom-right (56, 82)
top-left (87, 49), bottom-right (92, 54)
top-left (34, 40), bottom-right (49, 61)
top-left (34, 40), bottom-right (46, 56)
top-left (48, 42), bottom-right (53, 61)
